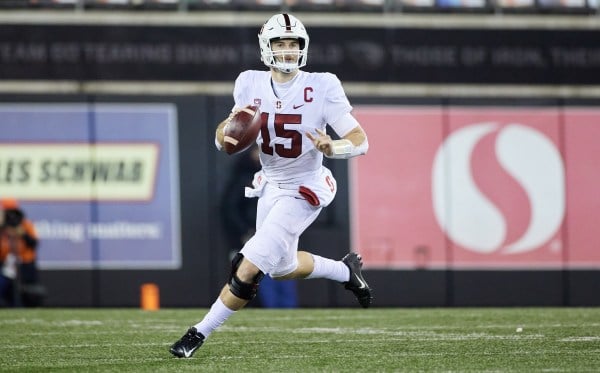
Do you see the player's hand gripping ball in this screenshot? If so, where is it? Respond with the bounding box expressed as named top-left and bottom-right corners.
top-left (223, 105), bottom-right (262, 155)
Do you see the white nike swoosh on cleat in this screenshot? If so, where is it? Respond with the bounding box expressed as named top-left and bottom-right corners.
top-left (354, 274), bottom-right (368, 290)
top-left (184, 347), bottom-right (198, 358)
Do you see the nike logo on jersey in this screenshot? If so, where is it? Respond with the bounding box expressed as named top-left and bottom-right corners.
top-left (293, 104), bottom-right (305, 109)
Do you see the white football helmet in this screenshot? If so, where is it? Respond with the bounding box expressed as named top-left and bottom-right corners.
top-left (258, 14), bottom-right (309, 74)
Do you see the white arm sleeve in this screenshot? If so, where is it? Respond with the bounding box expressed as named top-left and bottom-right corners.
top-left (329, 112), bottom-right (360, 138)
top-left (325, 113), bottom-right (369, 159)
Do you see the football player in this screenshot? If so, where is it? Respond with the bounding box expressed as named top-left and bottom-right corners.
top-left (170, 13), bottom-right (372, 359)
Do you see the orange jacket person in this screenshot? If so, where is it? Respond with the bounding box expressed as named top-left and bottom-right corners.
top-left (0, 198), bottom-right (41, 307)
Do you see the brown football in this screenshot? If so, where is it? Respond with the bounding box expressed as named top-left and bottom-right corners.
top-left (223, 105), bottom-right (262, 155)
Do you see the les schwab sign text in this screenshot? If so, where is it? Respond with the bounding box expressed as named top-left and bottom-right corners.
top-left (0, 143), bottom-right (157, 200)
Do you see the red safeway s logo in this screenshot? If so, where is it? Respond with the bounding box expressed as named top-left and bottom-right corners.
top-left (351, 107), bottom-right (600, 270)
top-left (432, 122), bottom-right (565, 255)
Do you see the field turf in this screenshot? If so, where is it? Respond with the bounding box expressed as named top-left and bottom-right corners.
top-left (1, 307), bottom-right (599, 372)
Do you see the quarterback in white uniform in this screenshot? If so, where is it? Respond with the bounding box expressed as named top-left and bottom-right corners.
top-left (170, 13), bottom-right (372, 359)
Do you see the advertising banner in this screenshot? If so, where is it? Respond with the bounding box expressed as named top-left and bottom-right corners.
top-left (1, 24), bottom-right (599, 84)
top-left (352, 106), bottom-right (599, 269)
top-left (0, 104), bottom-right (181, 269)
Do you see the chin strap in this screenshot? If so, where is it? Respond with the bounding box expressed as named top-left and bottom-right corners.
top-left (325, 139), bottom-right (369, 159)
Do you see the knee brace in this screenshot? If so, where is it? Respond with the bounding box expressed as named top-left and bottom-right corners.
top-left (228, 253), bottom-right (264, 300)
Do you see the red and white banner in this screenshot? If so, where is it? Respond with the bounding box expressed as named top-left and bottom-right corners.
top-left (351, 106), bottom-right (600, 269)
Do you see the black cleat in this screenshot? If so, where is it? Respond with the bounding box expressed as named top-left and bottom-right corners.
top-left (342, 253), bottom-right (373, 308)
top-left (169, 327), bottom-right (205, 358)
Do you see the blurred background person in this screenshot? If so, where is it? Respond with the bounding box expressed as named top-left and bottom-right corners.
top-left (0, 198), bottom-right (45, 307)
top-left (221, 146), bottom-right (298, 308)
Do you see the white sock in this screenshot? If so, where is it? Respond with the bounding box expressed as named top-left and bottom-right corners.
top-left (305, 254), bottom-right (350, 282)
top-left (193, 298), bottom-right (235, 338)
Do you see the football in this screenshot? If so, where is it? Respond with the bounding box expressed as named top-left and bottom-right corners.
top-left (223, 105), bottom-right (262, 155)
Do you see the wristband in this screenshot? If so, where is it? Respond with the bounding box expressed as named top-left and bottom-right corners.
top-left (325, 139), bottom-right (368, 159)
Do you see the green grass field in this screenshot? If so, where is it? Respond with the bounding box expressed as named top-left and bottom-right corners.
top-left (1, 307), bottom-right (599, 372)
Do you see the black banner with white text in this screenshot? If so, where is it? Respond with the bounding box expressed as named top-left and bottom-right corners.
top-left (1, 24), bottom-right (599, 84)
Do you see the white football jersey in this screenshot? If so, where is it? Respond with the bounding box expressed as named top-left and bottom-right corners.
top-left (232, 70), bottom-right (353, 184)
